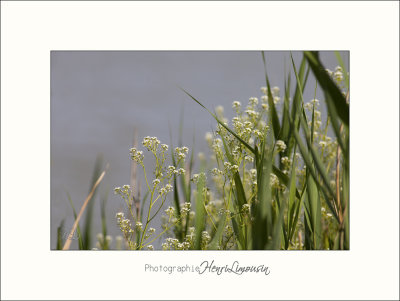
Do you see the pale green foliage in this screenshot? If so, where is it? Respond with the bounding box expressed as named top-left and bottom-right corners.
top-left (112, 55), bottom-right (349, 250)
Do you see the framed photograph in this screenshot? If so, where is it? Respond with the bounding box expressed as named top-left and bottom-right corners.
top-left (1, 1), bottom-right (398, 300)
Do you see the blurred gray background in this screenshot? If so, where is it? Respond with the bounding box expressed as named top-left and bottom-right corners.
top-left (51, 51), bottom-right (348, 249)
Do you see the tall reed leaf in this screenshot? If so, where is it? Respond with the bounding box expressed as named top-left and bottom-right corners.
top-left (252, 135), bottom-right (273, 249)
top-left (194, 168), bottom-right (206, 250)
top-left (290, 53), bottom-right (340, 223)
top-left (66, 192), bottom-right (84, 250)
top-left (335, 51), bottom-right (349, 90)
top-left (209, 212), bottom-right (226, 250)
top-left (306, 170), bottom-right (322, 249)
top-left (304, 51), bottom-right (349, 127)
top-left (180, 87), bottom-right (255, 155)
top-left (56, 220), bottom-right (65, 250)
top-left (83, 155), bottom-right (103, 249)
top-left (261, 52), bottom-right (281, 139)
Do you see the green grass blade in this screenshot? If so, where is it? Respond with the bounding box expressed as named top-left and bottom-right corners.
top-left (304, 51), bottom-right (349, 126)
top-left (290, 55), bottom-right (308, 122)
top-left (324, 93), bottom-right (348, 158)
top-left (306, 169), bottom-right (322, 249)
top-left (289, 183), bottom-right (306, 244)
top-left (286, 146), bottom-right (298, 245)
top-left (290, 53), bottom-right (340, 221)
top-left (181, 136), bottom-right (194, 205)
top-left (272, 165), bottom-right (302, 200)
top-left (173, 175), bottom-right (184, 240)
top-left (252, 137), bottom-right (273, 249)
top-left (183, 138), bottom-right (195, 237)
top-left (194, 167), bottom-right (206, 250)
top-left (100, 190), bottom-right (108, 249)
top-left (299, 112), bottom-right (338, 204)
top-left (304, 204), bottom-right (312, 249)
top-left (291, 125), bottom-right (339, 223)
top-left (220, 134), bottom-right (246, 209)
top-left (140, 190), bottom-right (149, 224)
top-left (169, 126), bottom-right (182, 219)
top-left (231, 214), bottom-right (244, 250)
top-left (66, 192), bottom-right (84, 250)
top-left (335, 51), bottom-right (349, 90)
top-left (269, 196), bottom-right (286, 250)
top-left (280, 70), bottom-right (291, 143)
top-left (342, 156), bottom-right (350, 250)
top-left (169, 135), bottom-right (184, 239)
top-left (261, 52), bottom-right (281, 139)
top-left (83, 154), bottom-right (103, 249)
top-left (287, 55), bottom-right (309, 158)
top-left (311, 80), bottom-right (318, 143)
top-left (180, 87), bottom-right (255, 155)
top-left (56, 219), bottom-right (65, 250)
top-left (209, 212), bottom-right (226, 250)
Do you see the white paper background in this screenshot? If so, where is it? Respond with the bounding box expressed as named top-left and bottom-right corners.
top-left (1, 1), bottom-right (399, 300)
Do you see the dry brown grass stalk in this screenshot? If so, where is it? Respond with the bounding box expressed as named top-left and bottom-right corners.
top-left (62, 164), bottom-right (108, 250)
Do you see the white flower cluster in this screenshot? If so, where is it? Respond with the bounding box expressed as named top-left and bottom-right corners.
top-left (205, 132), bottom-right (213, 144)
top-left (244, 155), bottom-right (254, 163)
top-left (311, 98), bottom-right (320, 106)
top-left (260, 86), bottom-right (268, 95)
top-left (281, 156), bottom-right (292, 167)
top-left (116, 212), bottom-right (134, 236)
top-left (325, 68), bottom-right (333, 77)
top-left (95, 233), bottom-right (112, 249)
top-left (270, 173), bottom-right (280, 188)
top-left (191, 172), bottom-right (206, 184)
top-left (223, 161), bottom-right (239, 175)
top-left (218, 208), bottom-right (231, 217)
top-left (232, 117), bottom-right (246, 136)
top-left (247, 168), bottom-right (257, 188)
top-left (180, 202), bottom-right (191, 217)
top-left (249, 97), bottom-right (259, 106)
top-left (201, 231), bottom-right (211, 249)
top-left (275, 140), bottom-right (287, 153)
top-left (253, 129), bottom-right (264, 140)
top-left (304, 99), bottom-right (320, 113)
top-left (166, 165), bottom-right (185, 178)
top-left (232, 101), bottom-right (241, 112)
top-left (135, 221), bottom-right (143, 232)
top-left (261, 96), bottom-right (269, 104)
top-left (215, 105), bottom-right (224, 117)
top-left (152, 179), bottom-right (160, 187)
top-left (211, 138), bottom-right (223, 154)
top-left (142, 136), bottom-right (161, 152)
top-left (211, 167), bottom-right (223, 177)
top-left (334, 66), bottom-right (344, 82)
top-left (174, 146), bottom-right (188, 160)
top-left (245, 109), bottom-right (259, 119)
top-left (165, 206), bottom-right (175, 217)
top-left (159, 184), bottom-right (173, 196)
top-left (114, 184), bottom-right (132, 197)
top-left (272, 86), bottom-right (280, 96)
top-left (326, 66), bottom-right (345, 84)
top-left (129, 147), bottom-right (144, 163)
top-left (162, 237), bottom-right (191, 250)
top-left (242, 203), bottom-right (251, 215)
